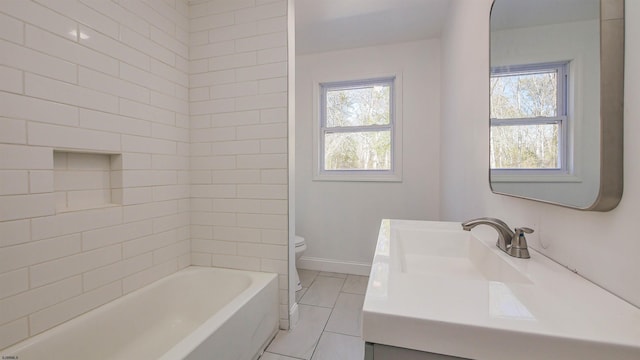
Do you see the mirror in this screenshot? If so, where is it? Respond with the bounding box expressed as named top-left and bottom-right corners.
top-left (489, 0), bottom-right (624, 211)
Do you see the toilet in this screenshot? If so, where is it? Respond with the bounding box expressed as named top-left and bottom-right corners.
top-left (294, 235), bottom-right (307, 291)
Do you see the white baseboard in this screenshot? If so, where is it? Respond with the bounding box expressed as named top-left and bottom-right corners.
top-left (289, 302), bottom-right (299, 330)
top-left (297, 256), bottom-right (371, 276)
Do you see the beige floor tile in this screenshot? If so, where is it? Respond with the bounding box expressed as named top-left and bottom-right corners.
top-left (325, 293), bottom-right (364, 337)
top-left (310, 332), bottom-right (364, 360)
top-left (298, 269), bottom-right (319, 288)
top-left (260, 351), bottom-right (303, 360)
top-left (296, 287), bottom-right (308, 303)
top-left (266, 304), bottom-right (331, 360)
top-left (341, 275), bottom-right (369, 295)
top-left (318, 271), bottom-right (347, 279)
top-left (299, 276), bottom-right (345, 308)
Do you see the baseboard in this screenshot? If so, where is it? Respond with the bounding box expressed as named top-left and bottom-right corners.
top-left (289, 302), bottom-right (299, 330)
top-left (297, 256), bottom-right (371, 276)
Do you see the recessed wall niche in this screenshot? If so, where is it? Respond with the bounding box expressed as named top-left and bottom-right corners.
top-left (53, 151), bottom-right (122, 212)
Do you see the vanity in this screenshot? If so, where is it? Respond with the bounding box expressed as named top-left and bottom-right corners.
top-left (362, 219), bottom-right (640, 360)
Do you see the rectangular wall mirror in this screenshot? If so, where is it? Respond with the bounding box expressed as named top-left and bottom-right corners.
top-left (489, 0), bottom-right (624, 211)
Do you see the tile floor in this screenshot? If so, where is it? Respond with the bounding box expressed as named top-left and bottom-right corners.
top-left (260, 270), bottom-right (369, 360)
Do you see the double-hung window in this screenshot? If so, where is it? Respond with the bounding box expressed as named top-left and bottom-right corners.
top-left (490, 62), bottom-right (569, 175)
top-left (316, 77), bottom-right (401, 181)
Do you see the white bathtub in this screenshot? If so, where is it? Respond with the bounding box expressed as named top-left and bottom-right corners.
top-left (1, 266), bottom-right (279, 360)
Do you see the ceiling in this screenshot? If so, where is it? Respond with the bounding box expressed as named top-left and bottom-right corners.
top-left (490, 0), bottom-right (599, 31)
top-left (295, 0), bottom-right (450, 55)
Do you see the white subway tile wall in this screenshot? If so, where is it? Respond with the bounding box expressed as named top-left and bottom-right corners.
top-left (0, 0), bottom-right (191, 349)
top-left (188, 0), bottom-right (289, 329)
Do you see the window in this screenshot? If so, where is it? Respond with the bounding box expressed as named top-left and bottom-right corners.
top-left (315, 77), bottom-right (401, 181)
top-left (490, 62), bottom-right (569, 174)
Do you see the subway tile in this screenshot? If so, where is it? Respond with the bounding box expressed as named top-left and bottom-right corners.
top-left (31, 206), bottom-right (123, 241)
top-left (190, 199), bottom-right (213, 212)
top-left (0, 220), bottom-right (30, 247)
top-left (190, 98), bottom-right (235, 116)
top-left (236, 32), bottom-right (286, 53)
top-left (29, 171), bottom-right (54, 194)
top-left (0, 268), bottom-right (28, 300)
top-left (122, 258), bottom-right (177, 294)
top-left (153, 239), bottom-right (189, 265)
top-left (235, 2), bottom-right (287, 24)
top-left (209, 52), bottom-right (257, 71)
top-left (0, 66), bottom-right (23, 93)
top-left (260, 199), bottom-right (287, 214)
top-left (190, 59), bottom-right (209, 74)
top-left (0, 92), bottom-right (79, 127)
top-left (209, 22), bottom-right (257, 43)
top-left (0, 39), bottom-right (77, 83)
top-left (211, 169), bottom-right (260, 184)
top-left (0, 144), bottom-right (52, 170)
top-left (116, 0), bottom-right (175, 37)
top-left (33, 0), bottom-right (119, 39)
top-left (0, 0), bottom-right (77, 41)
top-left (210, 81), bottom-right (258, 99)
top-left (64, 189), bottom-right (111, 209)
top-left (237, 213), bottom-right (287, 230)
top-left (122, 135), bottom-right (177, 155)
top-left (79, 108), bottom-right (151, 137)
top-left (152, 154), bottom-right (190, 170)
top-left (212, 198), bottom-right (260, 213)
top-left (238, 243), bottom-right (286, 260)
top-left (259, 77), bottom-right (287, 94)
top-left (237, 123), bottom-right (286, 140)
top-left (65, 152), bottom-right (111, 170)
top-left (117, 187), bottom-right (153, 205)
top-left (30, 244), bottom-right (122, 288)
top-left (211, 110), bottom-right (259, 127)
top-left (120, 62), bottom-right (175, 96)
top-left (26, 24), bottom-right (118, 76)
top-left (119, 153), bottom-right (153, 170)
top-left (28, 123), bottom-right (121, 152)
top-left (122, 200), bottom-right (178, 223)
top-left (190, 155), bottom-right (236, 170)
top-left (189, 12), bottom-right (235, 33)
top-left (236, 93), bottom-right (287, 111)
top-left (152, 212), bottom-right (189, 233)
top-left (190, 69), bottom-right (235, 87)
top-left (237, 184), bottom-right (287, 199)
top-left (212, 254), bottom-right (260, 271)
top-left (189, 0), bottom-right (254, 18)
top-left (237, 154), bottom-right (287, 169)
top-left (29, 281), bottom-right (122, 335)
top-left (120, 26), bottom-right (175, 66)
top-left (25, 73), bottom-right (118, 114)
top-left (211, 140), bottom-right (260, 155)
top-left (79, 0), bottom-right (150, 37)
top-left (261, 229), bottom-right (287, 245)
top-left (260, 107), bottom-right (287, 124)
top-left (153, 185), bottom-right (189, 201)
top-left (191, 239), bottom-right (236, 255)
top-left (258, 47), bottom-right (287, 64)
top-left (150, 25), bottom-right (188, 57)
top-left (0, 11), bottom-right (24, 44)
top-left (0, 171), bottom-right (28, 196)
top-left (0, 318), bottom-right (28, 350)
top-left (121, 170), bottom-right (177, 187)
top-left (261, 258), bottom-right (287, 274)
top-left (150, 58), bottom-right (188, 87)
top-left (191, 252), bottom-right (212, 266)
top-left (213, 226), bottom-right (261, 243)
top-left (189, 87), bottom-right (210, 101)
top-left (260, 139), bottom-right (287, 155)
top-left (54, 171), bottom-right (110, 191)
top-left (235, 62), bottom-right (287, 82)
top-left (190, 184), bottom-right (236, 198)
top-left (79, 25), bottom-right (149, 70)
top-left (0, 276), bottom-right (82, 327)
top-left (150, 90), bottom-right (189, 114)
top-left (191, 211), bottom-right (236, 226)
top-left (79, 67), bottom-right (150, 104)
top-left (82, 220), bottom-right (153, 251)
top-left (258, 16), bottom-right (287, 34)
top-left (190, 30), bottom-right (208, 46)
top-left (83, 253), bottom-right (153, 291)
top-left (0, 193), bottom-right (56, 222)
top-left (190, 40), bottom-right (235, 60)
top-left (119, 98), bottom-right (175, 125)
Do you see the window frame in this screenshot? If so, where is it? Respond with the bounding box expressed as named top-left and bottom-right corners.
top-left (313, 75), bottom-right (403, 182)
top-left (490, 61), bottom-right (570, 178)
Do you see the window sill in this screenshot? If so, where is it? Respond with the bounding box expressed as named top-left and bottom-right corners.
top-left (313, 172), bottom-right (402, 182)
top-left (491, 174), bottom-right (582, 183)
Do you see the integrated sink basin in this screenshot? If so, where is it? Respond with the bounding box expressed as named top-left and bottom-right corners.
top-left (362, 219), bottom-right (640, 360)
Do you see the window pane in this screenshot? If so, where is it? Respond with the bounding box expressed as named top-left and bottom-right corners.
top-left (326, 85), bottom-right (390, 127)
top-left (490, 123), bottom-right (559, 169)
top-left (324, 131), bottom-right (391, 170)
top-left (490, 71), bottom-right (557, 119)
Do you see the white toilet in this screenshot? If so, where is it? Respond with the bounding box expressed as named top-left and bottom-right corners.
top-left (294, 235), bottom-right (307, 291)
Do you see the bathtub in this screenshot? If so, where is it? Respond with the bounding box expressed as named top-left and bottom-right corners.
top-left (0, 266), bottom-right (279, 360)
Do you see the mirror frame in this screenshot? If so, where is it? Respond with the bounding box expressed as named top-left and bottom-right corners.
top-left (489, 0), bottom-right (624, 211)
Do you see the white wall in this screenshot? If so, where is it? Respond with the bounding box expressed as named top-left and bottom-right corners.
top-left (441, 0), bottom-right (640, 307)
top-left (188, 0), bottom-right (290, 329)
top-left (296, 40), bottom-right (441, 273)
top-left (0, 0), bottom-right (190, 349)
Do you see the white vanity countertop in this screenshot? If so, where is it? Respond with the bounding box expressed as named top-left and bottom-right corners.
top-left (362, 219), bottom-right (640, 360)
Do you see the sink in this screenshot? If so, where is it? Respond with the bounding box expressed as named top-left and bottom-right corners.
top-left (395, 227), bottom-right (531, 284)
top-left (362, 219), bottom-right (640, 360)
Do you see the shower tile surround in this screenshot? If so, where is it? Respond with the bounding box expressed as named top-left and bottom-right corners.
top-left (0, 0), bottom-right (289, 350)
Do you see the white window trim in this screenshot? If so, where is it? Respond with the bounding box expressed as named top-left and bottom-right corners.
top-left (490, 61), bottom-right (572, 180)
top-left (312, 74), bottom-right (403, 182)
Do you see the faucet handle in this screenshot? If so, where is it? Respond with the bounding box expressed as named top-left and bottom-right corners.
top-left (509, 227), bottom-right (533, 259)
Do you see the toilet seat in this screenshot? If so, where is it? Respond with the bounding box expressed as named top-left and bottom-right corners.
top-left (294, 235), bottom-right (305, 247)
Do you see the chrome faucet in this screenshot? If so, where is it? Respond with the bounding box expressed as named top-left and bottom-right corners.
top-left (461, 217), bottom-right (533, 259)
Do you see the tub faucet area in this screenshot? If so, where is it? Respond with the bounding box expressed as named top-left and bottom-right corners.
top-left (462, 217), bottom-right (533, 259)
